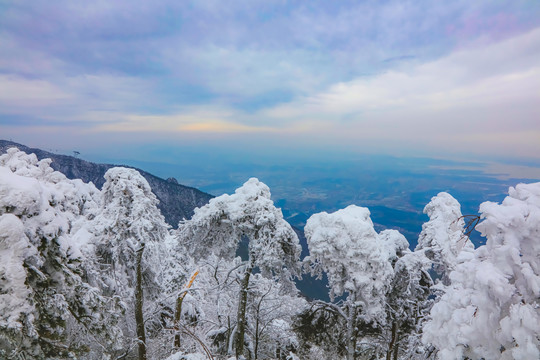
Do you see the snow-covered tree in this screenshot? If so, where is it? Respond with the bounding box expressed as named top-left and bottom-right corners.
top-left (246, 273), bottom-right (306, 360)
top-left (384, 250), bottom-right (432, 360)
top-left (0, 148), bottom-right (122, 359)
top-left (303, 204), bottom-right (438, 360)
top-left (176, 178), bottom-right (302, 359)
top-left (161, 251), bottom-right (307, 360)
top-left (423, 182), bottom-right (540, 360)
top-left (415, 192), bottom-right (473, 285)
top-left (304, 205), bottom-right (399, 360)
top-left (185, 255), bottom-right (243, 356)
top-left (90, 167), bottom-right (170, 360)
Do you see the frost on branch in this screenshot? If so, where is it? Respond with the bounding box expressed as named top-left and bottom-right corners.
top-left (303, 206), bottom-right (414, 360)
top-left (175, 178), bottom-right (302, 358)
top-left (305, 205), bottom-right (394, 324)
top-left (92, 167), bottom-right (169, 297)
top-left (90, 167), bottom-right (170, 358)
top-left (0, 148), bottom-right (122, 359)
top-left (415, 192), bottom-right (473, 284)
top-left (303, 204), bottom-right (437, 360)
top-left (423, 182), bottom-right (540, 360)
top-left (177, 177), bottom-right (301, 285)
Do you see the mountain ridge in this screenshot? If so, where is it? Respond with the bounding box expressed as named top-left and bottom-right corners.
top-left (0, 140), bottom-right (214, 227)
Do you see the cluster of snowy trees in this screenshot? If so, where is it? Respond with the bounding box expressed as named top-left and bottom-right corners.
top-left (0, 148), bottom-right (538, 360)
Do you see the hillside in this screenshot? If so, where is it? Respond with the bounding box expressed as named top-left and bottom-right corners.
top-left (0, 140), bottom-right (213, 227)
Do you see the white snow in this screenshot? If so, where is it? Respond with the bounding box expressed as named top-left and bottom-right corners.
top-left (305, 205), bottom-right (395, 324)
top-left (0, 214), bottom-right (36, 331)
top-left (177, 177), bottom-right (301, 283)
top-left (416, 192), bottom-right (474, 284)
top-left (423, 182), bottom-right (540, 360)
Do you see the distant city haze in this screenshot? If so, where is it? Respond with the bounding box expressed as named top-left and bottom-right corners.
top-left (80, 145), bottom-right (539, 249)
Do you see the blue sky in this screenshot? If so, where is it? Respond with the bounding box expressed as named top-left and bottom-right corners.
top-left (1, 0), bottom-right (540, 160)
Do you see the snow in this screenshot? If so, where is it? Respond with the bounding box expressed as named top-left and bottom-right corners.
top-left (423, 182), bottom-right (540, 360)
top-left (68, 226), bottom-right (94, 260)
top-left (0, 148), bottom-right (99, 260)
top-left (89, 166), bottom-right (169, 299)
top-left (416, 192), bottom-right (474, 284)
top-left (0, 148), bottom-right (100, 258)
top-left (177, 177), bottom-right (301, 283)
top-left (305, 205), bottom-right (395, 324)
top-left (165, 352), bottom-right (208, 360)
top-left (0, 148), bottom-right (122, 357)
top-left (0, 167), bottom-right (42, 216)
top-left (0, 214), bottom-right (35, 330)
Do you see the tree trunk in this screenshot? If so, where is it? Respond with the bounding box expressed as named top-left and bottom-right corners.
top-left (386, 321), bottom-right (398, 360)
top-left (235, 260), bottom-right (254, 359)
top-left (393, 334), bottom-right (399, 360)
top-left (174, 293), bottom-right (184, 347)
top-left (254, 310), bottom-right (259, 360)
top-left (227, 316), bottom-right (232, 354)
top-left (346, 302), bottom-right (357, 360)
top-left (135, 244), bottom-right (147, 360)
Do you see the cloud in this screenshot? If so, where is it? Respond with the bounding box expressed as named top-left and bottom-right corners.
top-left (0, 75), bottom-right (73, 107)
top-left (4, 0), bottom-right (538, 104)
top-left (0, 73), bottom-right (160, 125)
top-left (95, 110), bottom-right (278, 133)
top-left (254, 27), bottom-right (540, 156)
top-left (1, 1), bottom-right (540, 158)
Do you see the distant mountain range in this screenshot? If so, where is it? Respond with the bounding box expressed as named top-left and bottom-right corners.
top-left (0, 140), bottom-right (213, 228)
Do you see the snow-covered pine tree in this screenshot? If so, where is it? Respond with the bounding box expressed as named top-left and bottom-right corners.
top-left (0, 148), bottom-right (122, 359)
top-left (176, 178), bottom-right (302, 359)
top-left (90, 167), bottom-right (170, 360)
top-left (423, 182), bottom-right (540, 360)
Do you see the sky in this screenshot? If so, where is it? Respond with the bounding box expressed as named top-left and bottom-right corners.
top-left (1, 0), bottom-right (540, 161)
